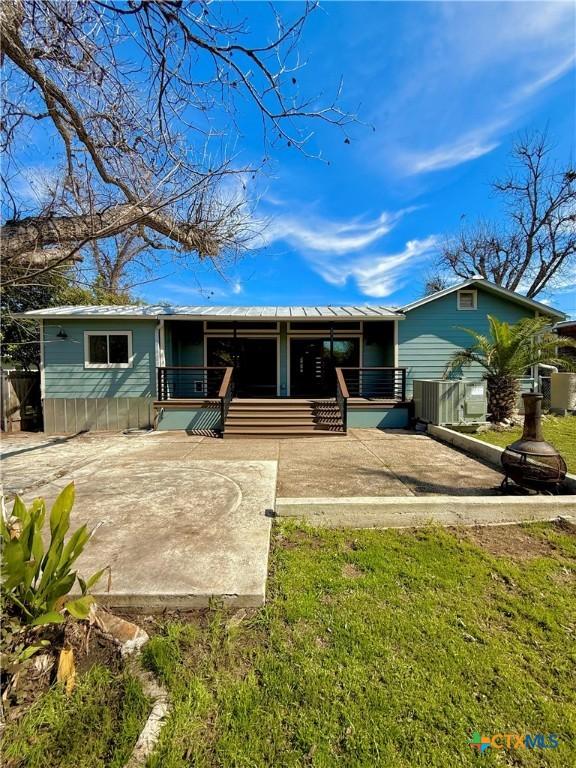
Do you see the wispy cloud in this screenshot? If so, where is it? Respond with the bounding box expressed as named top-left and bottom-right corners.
top-left (264, 209), bottom-right (412, 255)
top-left (401, 128), bottom-right (501, 175)
top-left (262, 202), bottom-right (438, 299)
top-left (310, 236), bottom-right (440, 298)
top-left (376, 2), bottom-right (576, 175)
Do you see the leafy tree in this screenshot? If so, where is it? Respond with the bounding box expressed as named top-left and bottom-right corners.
top-left (432, 132), bottom-right (576, 298)
top-left (1, 268), bottom-right (133, 370)
top-left (447, 315), bottom-right (576, 422)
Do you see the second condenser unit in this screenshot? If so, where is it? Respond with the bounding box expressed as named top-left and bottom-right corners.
top-left (412, 379), bottom-right (487, 426)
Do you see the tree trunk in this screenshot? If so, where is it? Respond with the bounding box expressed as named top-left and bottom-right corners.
top-left (486, 375), bottom-right (519, 423)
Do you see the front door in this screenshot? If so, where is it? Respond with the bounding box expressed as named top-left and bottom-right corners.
top-left (206, 338), bottom-right (277, 397)
top-left (290, 338), bottom-right (360, 396)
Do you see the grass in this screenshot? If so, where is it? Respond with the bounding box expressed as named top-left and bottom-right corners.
top-left (142, 522), bottom-right (576, 767)
top-left (473, 414), bottom-right (576, 473)
top-left (2, 665), bottom-right (149, 768)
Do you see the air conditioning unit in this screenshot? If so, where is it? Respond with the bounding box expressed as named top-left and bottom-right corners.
top-left (550, 372), bottom-right (576, 413)
top-left (413, 379), bottom-right (487, 426)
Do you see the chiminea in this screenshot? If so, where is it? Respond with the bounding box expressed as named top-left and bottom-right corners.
top-left (501, 393), bottom-right (567, 493)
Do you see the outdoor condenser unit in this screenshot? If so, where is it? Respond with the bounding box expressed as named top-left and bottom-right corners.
top-left (412, 379), bottom-right (487, 426)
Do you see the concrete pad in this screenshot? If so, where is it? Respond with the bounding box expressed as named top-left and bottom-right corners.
top-left (277, 439), bottom-right (412, 497)
top-left (275, 496), bottom-right (576, 528)
top-left (350, 428), bottom-right (427, 441)
top-left (23, 460), bottom-right (276, 610)
top-left (189, 438), bottom-right (280, 461)
top-left (1, 433), bottom-right (123, 496)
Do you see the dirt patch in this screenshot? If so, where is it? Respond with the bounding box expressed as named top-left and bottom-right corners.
top-left (275, 528), bottom-right (325, 550)
top-left (64, 621), bottom-right (123, 675)
top-left (456, 525), bottom-right (558, 561)
top-left (0, 619), bottom-right (122, 726)
top-left (342, 563), bottom-right (364, 579)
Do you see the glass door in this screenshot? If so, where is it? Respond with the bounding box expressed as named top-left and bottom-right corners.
top-left (290, 338), bottom-right (360, 396)
top-left (206, 338), bottom-right (277, 397)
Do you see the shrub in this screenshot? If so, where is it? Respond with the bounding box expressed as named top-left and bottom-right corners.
top-left (1, 483), bottom-right (106, 627)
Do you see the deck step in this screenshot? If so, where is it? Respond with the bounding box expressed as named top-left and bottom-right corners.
top-left (223, 397), bottom-right (344, 437)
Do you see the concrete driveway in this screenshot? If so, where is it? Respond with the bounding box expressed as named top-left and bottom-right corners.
top-left (1, 432), bottom-right (276, 609)
top-left (1, 428), bottom-right (537, 608)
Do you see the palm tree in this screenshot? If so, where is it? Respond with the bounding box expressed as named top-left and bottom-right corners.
top-left (448, 315), bottom-right (576, 423)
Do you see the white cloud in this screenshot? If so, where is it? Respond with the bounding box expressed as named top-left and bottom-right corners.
top-left (379, 1), bottom-right (576, 175)
top-left (310, 236), bottom-right (440, 298)
top-left (264, 209), bottom-right (411, 255)
top-left (261, 204), bottom-right (438, 298)
top-left (401, 129), bottom-right (501, 175)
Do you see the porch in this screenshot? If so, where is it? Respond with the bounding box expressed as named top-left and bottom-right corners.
top-left (154, 365), bottom-right (410, 436)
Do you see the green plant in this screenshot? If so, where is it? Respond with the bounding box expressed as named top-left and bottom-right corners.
top-left (447, 315), bottom-right (576, 422)
top-left (1, 483), bottom-right (106, 626)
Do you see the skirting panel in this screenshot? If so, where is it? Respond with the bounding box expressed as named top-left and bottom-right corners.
top-left (347, 407), bottom-right (410, 429)
top-left (43, 397), bottom-right (153, 434)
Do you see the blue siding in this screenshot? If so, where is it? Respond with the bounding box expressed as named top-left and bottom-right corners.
top-left (43, 320), bottom-right (156, 398)
top-left (156, 406), bottom-right (221, 431)
top-left (348, 407), bottom-right (410, 429)
top-left (363, 321), bottom-right (394, 366)
top-left (398, 287), bottom-right (533, 395)
top-left (165, 321), bottom-right (204, 366)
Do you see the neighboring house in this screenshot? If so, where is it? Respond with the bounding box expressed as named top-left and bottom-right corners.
top-left (18, 277), bottom-right (564, 435)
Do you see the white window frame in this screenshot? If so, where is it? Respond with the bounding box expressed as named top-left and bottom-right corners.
top-left (84, 331), bottom-right (133, 369)
top-left (457, 289), bottom-right (477, 310)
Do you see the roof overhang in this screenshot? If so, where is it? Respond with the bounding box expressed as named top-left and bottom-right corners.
top-left (16, 305), bottom-right (406, 321)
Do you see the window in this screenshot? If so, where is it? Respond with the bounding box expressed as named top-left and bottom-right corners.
top-left (288, 321), bottom-right (361, 331)
top-left (457, 290), bottom-right (477, 310)
top-left (84, 332), bottom-right (133, 368)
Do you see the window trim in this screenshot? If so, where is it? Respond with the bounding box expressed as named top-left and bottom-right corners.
top-left (457, 289), bottom-right (477, 310)
top-left (84, 331), bottom-right (133, 369)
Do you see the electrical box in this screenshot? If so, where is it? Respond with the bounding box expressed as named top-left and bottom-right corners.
top-left (413, 379), bottom-right (488, 426)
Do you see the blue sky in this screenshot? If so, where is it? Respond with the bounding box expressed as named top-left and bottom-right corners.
top-left (13, 1), bottom-right (576, 316)
top-left (147, 0), bottom-right (575, 317)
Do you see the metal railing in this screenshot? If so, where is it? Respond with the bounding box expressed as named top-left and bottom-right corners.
top-left (335, 367), bottom-right (349, 433)
top-left (157, 366), bottom-right (232, 400)
top-left (339, 367), bottom-right (407, 401)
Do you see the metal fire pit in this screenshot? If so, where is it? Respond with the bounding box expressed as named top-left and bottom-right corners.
top-left (501, 393), bottom-right (567, 493)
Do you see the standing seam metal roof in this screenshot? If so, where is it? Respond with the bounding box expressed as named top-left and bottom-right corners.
top-left (18, 305), bottom-right (403, 319)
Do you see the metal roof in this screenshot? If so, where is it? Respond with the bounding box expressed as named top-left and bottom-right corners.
top-left (18, 305), bottom-right (403, 320)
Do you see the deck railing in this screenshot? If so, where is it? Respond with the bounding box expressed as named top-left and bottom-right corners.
top-left (157, 366), bottom-right (233, 401)
top-left (335, 367), bottom-right (349, 433)
top-left (157, 366), bottom-right (234, 436)
top-left (218, 367), bottom-right (234, 429)
top-left (338, 367), bottom-right (407, 401)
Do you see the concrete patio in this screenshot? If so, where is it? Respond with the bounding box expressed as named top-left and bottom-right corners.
top-left (2, 429), bottom-right (574, 607)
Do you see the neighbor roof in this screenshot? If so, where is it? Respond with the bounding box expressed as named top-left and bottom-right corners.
top-left (400, 277), bottom-right (565, 319)
top-left (18, 305), bottom-right (403, 320)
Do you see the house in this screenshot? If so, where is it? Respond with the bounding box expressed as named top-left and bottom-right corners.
top-left (19, 277), bottom-right (565, 436)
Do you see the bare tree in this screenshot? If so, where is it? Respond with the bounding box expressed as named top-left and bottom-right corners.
top-left (1, 0), bottom-right (352, 287)
top-left (434, 132), bottom-right (576, 298)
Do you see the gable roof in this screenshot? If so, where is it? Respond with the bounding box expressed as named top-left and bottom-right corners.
top-left (17, 305), bottom-right (403, 320)
top-left (400, 277), bottom-right (565, 319)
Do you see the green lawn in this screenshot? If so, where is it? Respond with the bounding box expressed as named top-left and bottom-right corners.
top-left (3, 523), bottom-right (574, 767)
top-left (142, 522), bottom-right (576, 768)
top-left (2, 666), bottom-right (149, 768)
top-left (474, 415), bottom-right (576, 473)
